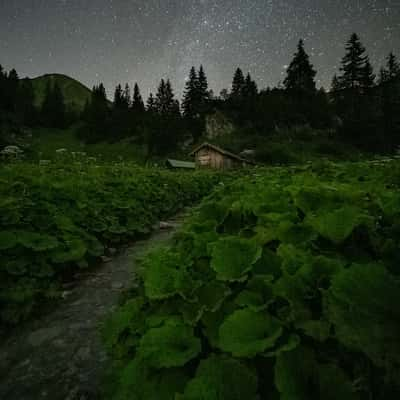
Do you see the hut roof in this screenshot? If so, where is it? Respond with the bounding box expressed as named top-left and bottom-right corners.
top-left (190, 142), bottom-right (254, 164)
top-left (166, 159), bottom-right (196, 169)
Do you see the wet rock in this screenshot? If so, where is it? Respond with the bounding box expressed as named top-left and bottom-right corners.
top-left (28, 326), bottom-right (63, 347)
top-left (159, 221), bottom-right (174, 229)
top-left (100, 256), bottom-right (112, 263)
top-left (106, 247), bottom-right (117, 256)
top-left (111, 282), bottom-right (124, 290)
top-left (75, 347), bottom-right (91, 362)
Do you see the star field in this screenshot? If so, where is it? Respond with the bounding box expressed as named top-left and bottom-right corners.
top-left (0, 0), bottom-right (399, 99)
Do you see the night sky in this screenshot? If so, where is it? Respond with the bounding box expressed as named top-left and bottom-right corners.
top-left (1, 1), bottom-right (399, 99)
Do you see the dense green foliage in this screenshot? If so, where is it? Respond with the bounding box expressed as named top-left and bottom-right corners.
top-left (0, 161), bottom-right (221, 325)
top-left (103, 159), bottom-right (400, 399)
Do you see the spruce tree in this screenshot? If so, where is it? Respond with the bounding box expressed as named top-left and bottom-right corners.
top-left (197, 65), bottom-right (209, 101)
top-left (146, 93), bottom-right (156, 112)
top-left (155, 79), bottom-right (178, 116)
top-left (360, 58), bottom-right (376, 89)
top-left (231, 68), bottom-right (245, 99)
top-left (113, 84), bottom-right (124, 109)
top-left (283, 39), bottom-right (316, 94)
top-left (244, 73), bottom-right (258, 98)
top-left (123, 83), bottom-right (131, 108)
top-left (379, 52), bottom-right (400, 150)
top-left (379, 52), bottom-right (400, 83)
top-left (339, 33), bottom-right (368, 90)
top-left (182, 66), bottom-right (198, 118)
top-left (132, 83), bottom-right (145, 112)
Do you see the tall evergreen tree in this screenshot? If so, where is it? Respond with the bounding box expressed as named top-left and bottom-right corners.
top-left (132, 83), bottom-right (145, 112)
top-left (379, 52), bottom-right (400, 83)
top-left (113, 84), bottom-right (124, 109)
top-left (123, 83), bottom-right (131, 108)
top-left (339, 33), bottom-right (368, 90)
top-left (231, 68), bottom-right (245, 99)
top-left (197, 65), bottom-right (210, 102)
top-left (243, 73), bottom-right (258, 98)
top-left (283, 39), bottom-right (316, 94)
top-left (146, 93), bottom-right (156, 112)
top-left (182, 66), bottom-right (198, 118)
top-left (360, 58), bottom-right (376, 89)
top-left (83, 83), bottom-right (110, 142)
top-left (379, 52), bottom-right (400, 150)
top-left (155, 79), bottom-right (179, 116)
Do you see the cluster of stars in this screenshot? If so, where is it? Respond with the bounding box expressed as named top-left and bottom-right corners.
top-left (0, 0), bottom-right (398, 99)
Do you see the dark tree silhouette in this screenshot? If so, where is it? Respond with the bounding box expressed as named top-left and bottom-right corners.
top-left (132, 83), bottom-right (145, 113)
top-left (182, 66), bottom-right (198, 118)
top-left (231, 68), bottom-right (245, 99)
top-left (146, 93), bottom-right (156, 112)
top-left (41, 81), bottom-right (66, 128)
top-left (283, 39), bottom-right (316, 94)
top-left (339, 33), bottom-right (368, 90)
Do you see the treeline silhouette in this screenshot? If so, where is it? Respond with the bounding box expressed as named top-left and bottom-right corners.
top-left (1, 33), bottom-right (399, 155)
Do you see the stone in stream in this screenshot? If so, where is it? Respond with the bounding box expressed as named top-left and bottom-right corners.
top-left (28, 326), bottom-right (63, 347)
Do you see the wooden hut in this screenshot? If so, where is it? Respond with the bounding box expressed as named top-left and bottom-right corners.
top-left (190, 142), bottom-right (254, 170)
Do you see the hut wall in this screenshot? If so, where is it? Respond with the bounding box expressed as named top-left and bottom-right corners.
top-left (194, 147), bottom-right (243, 169)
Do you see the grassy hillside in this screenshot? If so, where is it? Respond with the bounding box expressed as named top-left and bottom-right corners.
top-left (26, 127), bottom-right (147, 162)
top-left (29, 74), bottom-right (92, 113)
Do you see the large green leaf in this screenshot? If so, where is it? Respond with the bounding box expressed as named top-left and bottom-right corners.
top-left (209, 237), bottom-right (261, 281)
top-left (306, 206), bottom-right (371, 244)
top-left (218, 308), bottom-right (283, 357)
top-left (325, 263), bottom-right (400, 372)
top-left (114, 358), bottom-right (189, 400)
top-left (275, 346), bottom-right (359, 400)
top-left (179, 354), bottom-right (258, 400)
top-left (18, 231), bottom-right (59, 251)
top-left (51, 238), bottom-right (87, 263)
top-left (137, 317), bottom-right (201, 368)
top-left (142, 248), bottom-right (195, 300)
top-left (0, 231), bottom-right (17, 250)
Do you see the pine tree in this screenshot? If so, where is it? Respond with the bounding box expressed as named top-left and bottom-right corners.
top-left (379, 52), bottom-right (400, 83)
top-left (331, 74), bottom-right (342, 92)
top-left (339, 33), bottom-right (368, 90)
top-left (197, 65), bottom-right (209, 101)
top-left (283, 39), bottom-right (316, 94)
top-left (155, 79), bottom-right (178, 116)
top-left (182, 66), bottom-right (198, 118)
top-left (132, 83), bottom-right (145, 112)
top-left (123, 83), bottom-right (131, 108)
top-left (379, 52), bottom-right (400, 150)
top-left (146, 93), bottom-right (156, 112)
top-left (5, 68), bottom-right (19, 112)
top-left (84, 83), bottom-right (110, 141)
top-left (243, 73), bottom-right (258, 98)
top-left (360, 58), bottom-right (375, 89)
top-left (113, 84), bottom-right (124, 109)
top-left (231, 68), bottom-right (245, 99)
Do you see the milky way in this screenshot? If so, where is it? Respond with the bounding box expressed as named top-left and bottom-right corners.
top-left (0, 0), bottom-right (399, 99)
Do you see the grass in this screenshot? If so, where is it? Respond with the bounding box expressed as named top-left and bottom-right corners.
top-left (27, 127), bottom-right (147, 163)
top-left (28, 74), bottom-right (92, 113)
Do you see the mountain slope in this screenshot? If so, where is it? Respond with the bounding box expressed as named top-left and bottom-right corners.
top-left (29, 74), bottom-right (92, 113)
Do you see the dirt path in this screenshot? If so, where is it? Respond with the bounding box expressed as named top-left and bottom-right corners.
top-left (0, 214), bottom-right (184, 400)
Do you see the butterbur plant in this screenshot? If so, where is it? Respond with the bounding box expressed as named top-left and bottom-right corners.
top-left (0, 162), bottom-right (221, 326)
top-left (103, 160), bottom-right (400, 400)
